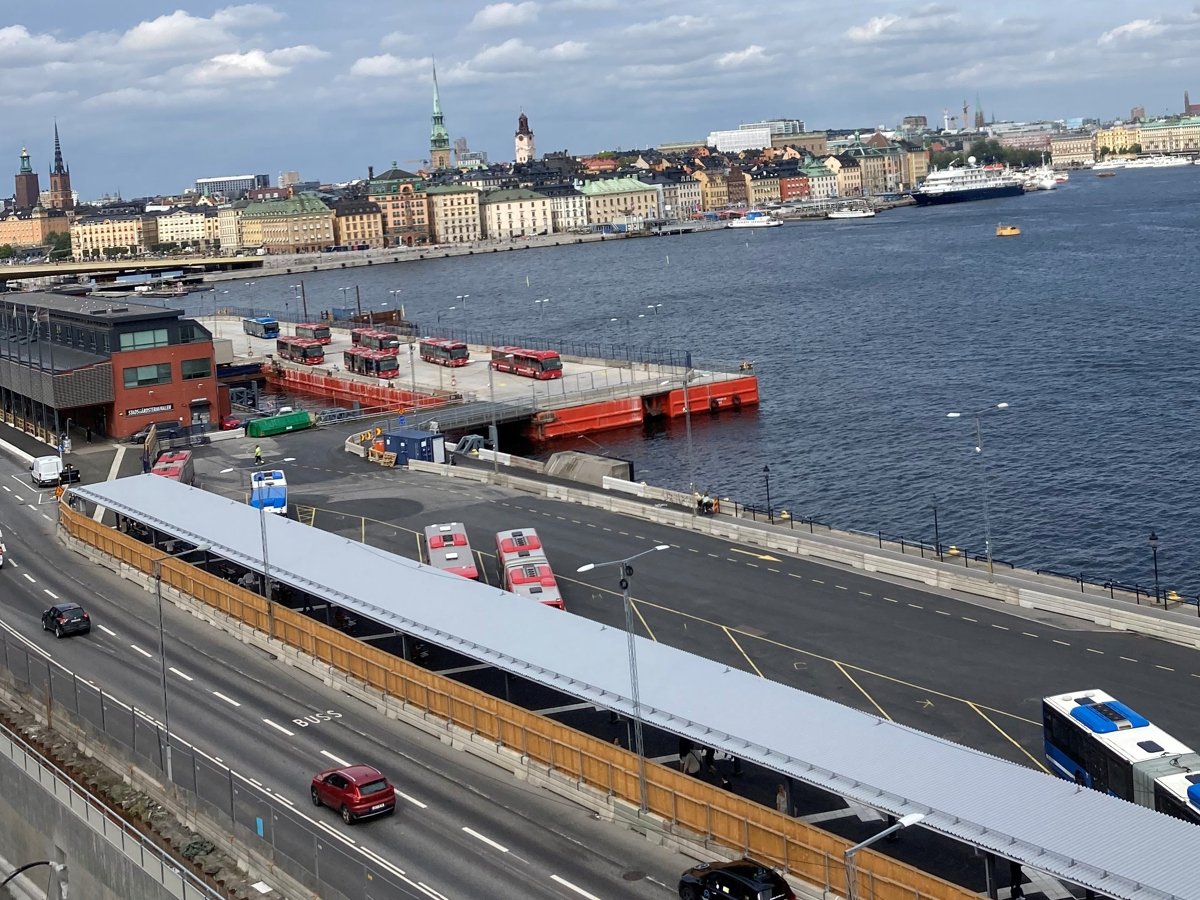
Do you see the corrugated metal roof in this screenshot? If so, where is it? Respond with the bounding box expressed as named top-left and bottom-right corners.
top-left (73, 475), bottom-right (1200, 900)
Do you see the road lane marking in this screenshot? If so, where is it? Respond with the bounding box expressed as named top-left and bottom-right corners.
top-left (936, 610), bottom-right (951, 616)
top-left (990, 624), bottom-right (1009, 631)
top-left (130, 645), bottom-right (153, 658)
top-left (722, 626), bottom-right (763, 678)
top-left (316, 820), bottom-right (353, 842)
top-left (962, 617), bottom-right (977, 622)
top-left (968, 701), bottom-right (1050, 774)
top-left (789, 573), bottom-right (803, 579)
top-left (1053, 639), bottom-right (1070, 646)
top-left (907, 603), bottom-right (923, 609)
top-left (22, 573), bottom-right (35, 583)
top-left (462, 827), bottom-right (509, 853)
top-left (811, 579), bottom-right (824, 585)
top-left (263, 719), bottom-right (296, 736)
top-left (835, 585), bottom-right (847, 590)
top-left (729, 548), bottom-right (781, 562)
top-left (97, 624), bottom-right (116, 636)
top-left (212, 691), bottom-right (242, 707)
top-left (320, 749), bottom-right (351, 767)
top-left (397, 790), bottom-right (428, 809)
top-left (169, 667), bottom-right (194, 681)
top-left (1156, 665), bottom-right (1175, 672)
top-left (43, 589), bottom-right (58, 599)
top-left (1022, 632), bottom-right (1038, 638)
top-left (859, 591), bottom-right (872, 597)
top-left (551, 875), bottom-right (603, 900)
top-left (1120, 657), bottom-right (1138, 663)
top-left (834, 661), bottom-right (892, 721)
top-left (0, 618), bottom-right (51, 660)
top-left (1086, 648), bottom-right (1104, 655)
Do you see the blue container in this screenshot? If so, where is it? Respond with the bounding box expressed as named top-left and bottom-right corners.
top-left (382, 428), bottom-right (437, 464)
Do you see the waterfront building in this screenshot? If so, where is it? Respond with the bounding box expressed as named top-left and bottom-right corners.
top-left (70, 213), bottom-right (159, 258)
top-left (217, 202), bottom-right (246, 254)
top-left (726, 168), bottom-right (749, 207)
top-left (240, 196), bottom-right (334, 254)
top-left (801, 163), bottom-right (838, 200)
top-left (1049, 133), bottom-right (1095, 168)
top-left (898, 141), bottom-right (930, 190)
top-left (13, 148), bottom-right (41, 211)
top-left (636, 172), bottom-right (701, 220)
top-left (1094, 123), bottom-right (1139, 156)
top-left (367, 164), bottom-right (430, 246)
top-left (707, 125), bottom-right (772, 153)
top-left (778, 172), bottom-right (810, 201)
top-left (515, 113), bottom-right (536, 165)
top-left (693, 170), bottom-right (729, 211)
top-left (824, 156), bottom-right (862, 197)
top-left (47, 125), bottom-right (75, 212)
top-left (1138, 117), bottom-right (1200, 154)
top-left (193, 174), bottom-right (269, 198)
top-left (537, 184), bottom-right (588, 233)
top-left (580, 177), bottom-right (660, 227)
top-left (0, 294), bottom-right (219, 440)
top-left (425, 185), bottom-right (483, 243)
top-left (430, 63), bottom-right (452, 171)
top-left (0, 206), bottom-right (69, 250)
top-left (480, 188), bottom-right (552, 239)
top-left (333, 199), bottom-right (385, 249)
top-left (745, 170), bottom-right (782, 207)
top-left (155, 206), bottom-right (218, 251)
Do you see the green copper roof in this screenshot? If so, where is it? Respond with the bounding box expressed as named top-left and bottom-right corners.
top-left (241, 195), bottom-right (332, 218)
top-left (579, 177), bottom-right (656, 196)
top-left (480, 188), bottom-right (549, 204)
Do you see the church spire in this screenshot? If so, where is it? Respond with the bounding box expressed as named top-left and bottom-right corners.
top-left (52, 121), bottom-right (68, 175)
top-left (429, 60), bottom-right (451, 170)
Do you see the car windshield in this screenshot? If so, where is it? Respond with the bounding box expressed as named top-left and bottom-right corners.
top-left (358, 779), bottom-right (388, 796)
top-left (61, 608), bottom-right (85, 620)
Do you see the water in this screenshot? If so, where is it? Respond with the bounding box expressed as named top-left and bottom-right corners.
top-left (188, 169), bottom-right (1200, 591)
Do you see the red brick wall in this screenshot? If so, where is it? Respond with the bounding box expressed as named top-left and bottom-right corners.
top-left (110, 343), bottom-right (218, 438)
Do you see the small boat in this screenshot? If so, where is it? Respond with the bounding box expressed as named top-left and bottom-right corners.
top-left (995, 223), bottom-right (1021, 237)
top-left (1096, 171), bottom-right (1117, 178)
top-left (1054, 172), bottom-right (1070, 183)
top-left (827, 202), bottom-right (876, 219)
top-left (725, 210), bottom-right (782, 228)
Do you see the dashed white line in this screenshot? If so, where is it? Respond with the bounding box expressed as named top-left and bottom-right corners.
top-left (859, 591), bottom-right (872, 597)
top-left (707, 553), bottom-right (720, 558)
top-left (768, 568), bottom-right (781, 573)
top-left (462, 827), bottom-right (509, 853)
top-left (550, 875), bottom-right (603, 900)
top-left (263, 719), bottom-right (295, 736)
top-left (991, 624), bottom-right (1009, 631)
top-left (130, 645), bottom-right (153, 658)
top-left (22, 573), bottom-right (35, 584)
top-left (321, 749), bottom-right (351, 767)
top-left (962, 616), bottom-right (977, 623)
top-left (43, 589), bottom-right (59, 599)
top-left (1021, 632), bottom-right (1038, 638)
top-left (885, 597), bottom-right (897, 603)
top-left (97, 624), bottom-right (116, 636)
top-left (811, 579), bottom-right (824, 585)
top-left (41, 513), bottom-right (50, 521)
top-left (745, 563), bottom-right (759, 569)
top-left (907, 603), bottom-right (923, 609)
top-left (789, 573), bottom-right (803, 579)
top-left (169, 667), bottom-right (194, 681)
top-left (396, 790), bottom-right (428, 809)
top-left (212, 691), bottom-right (242, 707)
top-left (1120, 657), bottom-right (1138, 663)
top-left (1086, 648), bottom-right (1104, 655)
top-left (1156, 665), bottom-right (1176, 672)
top-left (935, 610), bottom-right (951, 616)
top-left (1053, 639), bottom-right (1070, 646)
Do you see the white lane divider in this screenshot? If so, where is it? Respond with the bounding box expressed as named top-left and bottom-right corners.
top-left (320, 749), bottom-right (351, 767)
top-left (129, 645), bottom-right (154, 659)
top-left (97, 624), bottom-right (116, 636)
top-left (22, 573), bottom-right (35, 584)
top-left (169, 667), bottom-right (194, 681)
top-left (43, 589), bottom-right (59, 599)
top-left (263, 719), bottom-right (295, 737)
top-left (462, 826), bottom-right (509, 853)
top-left (551, 874), bottom-right (603, 900)
top-left (212, 691), bottom-right (242, 707)
top-left (396, 790), bottom-right (427, 809)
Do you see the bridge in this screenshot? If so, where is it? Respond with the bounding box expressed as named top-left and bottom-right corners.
top-left (0, 255), bottom-right (264, 287)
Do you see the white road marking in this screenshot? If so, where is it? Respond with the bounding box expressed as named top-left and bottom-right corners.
top-left (789, 573), bottom-right (803, 579)
top-left (43, 589), bottom-right (59, 599)
top-left (263, 719), bottom-right (295, 736)
top-left (22, 573), bottom-right (35, 583)
top-left (169, 667), bottom-right (194, 681)
top-left (550, 874), bottom-right (603, 900)
top-left (1052, 639), bottom-right (1070, 646)
top-left (991, 624), bottom-right (1009, 631)
top-left (321, 749), bottom-right (351, 767)
top-left (1156, 665), bottom-right (1176, 672)
top-left (462, 826), bottom-right (509, 853)
top-left (212, 691), bottom-right (242, 707)
top-left (811, 579), bottom-right (824, 585)
top-left (1120, 657), bottom-right (1138, 663)
top-left (962, 616), bottom-right (977, 622)
top-left (2, 485), bottom-right (9, 492)
top-left (130, 645), bottom-right (154, 658)
top-left (397, 790), bottom-right (428, 809)
top-left (936, 610), bottom-right (951, 616)
top-left (907, 603), bottom-right (923, 609)
top-left (1022, 632), bottom-right (1038, 638)
top-left (41, 513), bottom-right (51, 521)
top-left (0, 618), bottom-right (51, 660)
top-left (1086, 648), bottom-right (1103, 655)
top-left (316, 820), bottom-right (353, 842)
top-left (97, 624), bottom-right (116, 636)
top-left (859, 591), bottom-right (871, 597)
top-left (835, 585), bottom-right (847, 590)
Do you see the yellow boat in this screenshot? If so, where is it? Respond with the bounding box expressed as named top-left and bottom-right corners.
top-left (996, 223), bottom-right (1021, 237)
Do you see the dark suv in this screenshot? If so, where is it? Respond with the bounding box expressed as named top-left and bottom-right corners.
top-left (41, 603), bottom-right (91, 638)
top-left (310, 764), bottom-right (396, 824)
top-left (678, 858), bottom-right (796, 900)
top-left (129, 421), bottom-right (184, 444)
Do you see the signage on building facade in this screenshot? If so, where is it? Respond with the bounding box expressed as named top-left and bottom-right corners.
top-left (127, 403), bottom-right (175, 417)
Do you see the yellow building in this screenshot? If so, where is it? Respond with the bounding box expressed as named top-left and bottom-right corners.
top-left (1049, 134), bottom-right (1095, 168)
top-left (425, 186), bottom-right (483, 243)
top-left (367, 164), bottom-right (430, 246)
top-left (745, 172), bottom-right (782, 207)
top-left (155, 207), bottom-right (218, 251)
top-left (333, 199), bottom-right (385, 249)
top-left (240, 196), bottom-right (335, 254)
top-left (71, 214), bottom-right (159, 258)
top-left (579, 178), bottom-right (661, 226)
top-left (0, 207), bottom-right (70, 249)
top-left (1137, 117), bottom-right (1200, 154)
top-left (692, 170), bottom-right (729, 211)
top-left (1094, 123), bottom-right (1139, 156)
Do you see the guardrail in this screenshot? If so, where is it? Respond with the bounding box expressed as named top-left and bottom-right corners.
top-left (58, 502), bottom-right (973, 900)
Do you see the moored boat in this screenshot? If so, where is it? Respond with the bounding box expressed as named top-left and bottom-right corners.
top-left (827, 201), bottom-right (876, 219)
top-left (913, 157), bottom-right (1025, 206)
top-left (726, 210), bottom-right (782, 228)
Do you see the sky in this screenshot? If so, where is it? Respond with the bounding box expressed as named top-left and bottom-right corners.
top-left (3, 2), bottom-right (1200, 199)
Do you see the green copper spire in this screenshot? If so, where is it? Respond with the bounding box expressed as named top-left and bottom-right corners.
top-left (429, 60), bottom-right (451, 168)
top-left (19, 147), bottom-right (32, 174)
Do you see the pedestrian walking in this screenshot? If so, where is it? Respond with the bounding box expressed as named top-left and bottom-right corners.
top-left (775, 783), bottom-right (790, 816)
top-left (254, 444), bottom-right (263, 465)
top-left (85, 425), bottom-right (92, 443)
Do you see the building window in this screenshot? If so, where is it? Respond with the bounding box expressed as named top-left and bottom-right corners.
top-left (119, 328), bottom-right (169, 350)
top-left (181, 357), bottom-right (212, 380)
top-left (123, 363), bottom-right (172, 388)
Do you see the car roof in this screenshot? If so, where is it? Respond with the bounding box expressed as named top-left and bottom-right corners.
top-left (327, 764), bottom-right (386, 783)
top-left (691, 858), bottom-right (786, 884)
top-left (54, 602), bottom-right (84, 611)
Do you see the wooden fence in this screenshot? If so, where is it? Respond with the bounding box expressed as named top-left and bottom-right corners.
top-left (61, 504), bottom-right (976, 900)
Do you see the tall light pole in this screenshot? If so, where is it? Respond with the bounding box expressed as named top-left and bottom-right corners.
top-left (646, 303), bottom-right (663, 315)
top-left (487, 354), bottom-right (512, 473)
top-left (1149, 531), bottom-right (1161, 604)
top-left (763, 464), bottom-right (773, 524)
top-left (946, 402), bottom-right (1009, 580)
top-left (576, 543), bottom-right (671, 813)
top-left (155, 541), bottom-right (211, 783)
top-left (436, 306), bottom-right (456, 329)
top-left (456, 293), bottom-right (470, 308)
top-left (844, 813), bottom-right (925, 900)
top-left (535, 298), bottom-right (550, 317)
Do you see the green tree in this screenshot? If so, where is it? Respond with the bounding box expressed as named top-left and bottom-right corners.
top-left (0, 245), bottom-right (14, 260)
top-left (45, 231), bottom-right (72, 260)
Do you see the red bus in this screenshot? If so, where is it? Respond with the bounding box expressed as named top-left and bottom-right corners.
top-left (423, 522), bottom-right (479, 580)
top-left (490, 346), bottom-right (563, 380)
top-left (495, 528), bottom-right (548, 571)
top-left (504, 561), bottom-right (565, 609)
top-left (351, 328), bottom-right (397, 352)
top-left (343, 347), bottom-right (399, 378)
top-left (276, 336), bottom-right (325, 365)
top-left (295, 323), bottom-right (332, 344)
top-left (150, 450), bottom-right (195, 486)
top-left (420, 338), bottom-right (470, 367)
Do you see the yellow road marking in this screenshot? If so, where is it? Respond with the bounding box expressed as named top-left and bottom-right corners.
top-left (630, 598), bottom-right (657, 643)
top-left (968, 702), bottom-right (1049, 773)
top-left (835, 662), bottom-right (892, 721)
top-left (722, 627), bottom-right (763, 678)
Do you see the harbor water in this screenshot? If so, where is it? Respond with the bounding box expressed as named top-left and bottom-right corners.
top-left (190, 168), bottom-right (1200, 593)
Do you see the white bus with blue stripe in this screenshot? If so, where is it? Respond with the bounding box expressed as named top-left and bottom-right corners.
top-left (1042, 689), bottom-right (1200, 823)
top-left (249, 469), bottom-right (288, 516)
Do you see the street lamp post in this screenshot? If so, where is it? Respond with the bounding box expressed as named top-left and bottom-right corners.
top-left (535, 298), bottom-right (550, 317)
top-left (844, 813), bottom-right (925, 900)
top-left (1149, 531), bottom-right (1161, 604)
top-left (646, 303), bottom-right (663, 315)
top-left (576, 543), bottom-right (671, 813)
top-left (456, 293), bottom-right (469, 308)
top-left (155, 541), bottom-right (211, 783)
top-left (946, 402), bottom-right (1009, 580)
top-left (763, 464), bottom-right (773, 524)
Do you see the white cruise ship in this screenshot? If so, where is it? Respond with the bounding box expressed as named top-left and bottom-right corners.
top-left (913, 158), bottom-right (1025, 206)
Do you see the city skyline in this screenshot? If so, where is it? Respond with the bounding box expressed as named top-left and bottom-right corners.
top-left (4, 1), bottom-right (1200, 198)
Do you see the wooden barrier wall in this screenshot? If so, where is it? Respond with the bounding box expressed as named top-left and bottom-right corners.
top-left (61, 504), bottom-right (975, 900)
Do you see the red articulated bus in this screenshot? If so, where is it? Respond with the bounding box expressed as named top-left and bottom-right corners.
top-left (490, 346), bottom-right (563, 380)
top-left (343, 347), bottom-right (399, 378)
top-left (351, 329), bottom-right (399, 352)
top-left (295, 323), bottom-right (332, 344)
top-left (423, 523), bottom-right (479, 580)
top-left (495, 527), bottom-right (565, 609)
top-left (420, 338), bottom-right (470, 367)
top-left (276, 336), bottom-right (326, 365)
top-left (150, 449), bottom-right (195, 486)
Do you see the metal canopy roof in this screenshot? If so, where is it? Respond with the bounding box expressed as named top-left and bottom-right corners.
top-left (74, 475), bottom-right (1199, 900)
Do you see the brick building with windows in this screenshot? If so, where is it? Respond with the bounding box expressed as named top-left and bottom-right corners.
top-left (0, 295), bottom-right (219, 441)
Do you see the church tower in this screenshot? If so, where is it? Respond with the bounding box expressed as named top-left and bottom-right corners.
top-left (48, 123), bottom-right (74, 211)
top-left (514, 112), bottom-right (535, 165)
top-left (429, 62), bottom-right (451, 170)
top-left (974, 93), bottom-right (985, 130)
top-left (14, 148), bottom-right (41, 210)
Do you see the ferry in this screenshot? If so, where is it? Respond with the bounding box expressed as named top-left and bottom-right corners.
top-left (827, 201), bottom-right (876, 220)
top-left (726, 211), bottom-right (782, 228)
top-left (913, 158), bottom-right (1025, 206)
top-left (1123, 154), bottom-right (1192, 169)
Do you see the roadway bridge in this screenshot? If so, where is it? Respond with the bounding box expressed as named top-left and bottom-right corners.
top-left (0, 256), bottom-right (264, 288)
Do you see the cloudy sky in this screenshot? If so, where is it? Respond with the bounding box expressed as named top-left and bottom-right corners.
top-left (3, 2), bottom-right (1199, 198)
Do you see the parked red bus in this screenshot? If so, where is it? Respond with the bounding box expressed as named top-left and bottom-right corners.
top-left (351, 328), bottom-right (397, 352)
top-left (295, 323), bottom-right (332, 344)
top-left (490, 346), bottom-right (563, 380)
top-left (276, 336), bottom-right (325, 365)
top-left (343, 347), bottom-right (399, 378)
top-left (495, 528), bottom-right (548, 571)
top-left (423, 523), bottom-right (479, 580)
top-left (504, 561), bottom-right (565, 609)
top-left (420, 338), bottom-right (470, 367)
top-left (150, 450), bottom-right (195, 486)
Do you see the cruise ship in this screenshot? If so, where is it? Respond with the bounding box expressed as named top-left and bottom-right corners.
top-left (913, 158), bottom-right (1025, 206)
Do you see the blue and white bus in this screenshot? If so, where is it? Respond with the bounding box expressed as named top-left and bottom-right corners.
top-left (242, 316), bottom-right (280, 339)
top-left (1043, 689), bottom-right (1200, 823)
top-left (249, 469), bottom-right (288, 516)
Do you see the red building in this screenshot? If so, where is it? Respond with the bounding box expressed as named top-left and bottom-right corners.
top-left (779, 175), bottom-right (811, 201)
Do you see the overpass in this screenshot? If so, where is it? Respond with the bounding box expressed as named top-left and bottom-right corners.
top-left (0, 256), bottom-right (263, 288)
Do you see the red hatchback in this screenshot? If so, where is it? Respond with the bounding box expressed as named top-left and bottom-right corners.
top-left (310, 764), bottom-right (396, 824)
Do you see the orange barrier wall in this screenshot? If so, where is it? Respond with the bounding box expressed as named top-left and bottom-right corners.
top-left (265, 364), bottom-right (443, 411)
top-left (531, 398), bottom-right (644, 439)
top-left (667, 375), bottom-right (759, 418)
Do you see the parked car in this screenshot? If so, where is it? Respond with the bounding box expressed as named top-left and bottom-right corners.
top-left (29, 456), bottom-right (80, 487)
top-left (220, 415), bottom-right (245, 431)
top-left (677, 859), bottom-right (796, 900)
top-left (310, 764), bottom-right (396, 824)
top-left (129, 420), bottom-right (184, 444)
top-left (41, 602), bottom-right (91, 638)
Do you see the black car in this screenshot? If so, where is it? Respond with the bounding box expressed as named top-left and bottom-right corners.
top-left (129, 421), bottom-right (184, 444)
top-left (41, 603), bottom-right (91, 638)
top-left (678, 859), bottom-right (796, 900)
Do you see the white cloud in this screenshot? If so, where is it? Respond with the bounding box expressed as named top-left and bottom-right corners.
top-left (845, 7), bottom-right (962, 44)
top-left (546, 40), bottom-right (588, 60)
top-left (211, 4), bottom-right (286, 27)
top-left (625, 15), bottom-right (716, 36)
top-left (471, 38), bottom-right (535, 71)
top-left (0, 25), bottom-right (69, 63)
top-left (469, 2), bottom-right (540, 30)
top-left (118, 11), bottom-right (228, 51)
top-left (350, 53), bottom-right (429, 78)
top-left (716, 45), bottom-right (770, 68)
top-left (847, 14), bottom-right (901, 42)
top-left (1098, 19), bottom-right (1167, 45)
top-left (380, 30), bottom-right (416, 50)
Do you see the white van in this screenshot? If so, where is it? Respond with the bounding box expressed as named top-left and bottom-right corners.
top-left (30, 456), bottom-right (64, 487)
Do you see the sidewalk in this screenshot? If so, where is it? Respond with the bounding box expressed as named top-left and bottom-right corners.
top-left (0, 421), bottom-right (140, 486)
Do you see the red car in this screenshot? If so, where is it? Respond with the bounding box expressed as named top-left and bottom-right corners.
top-left (220, 415), bottom-right (245, 431)
top-left (310, 764), bottom-right (396, 824)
